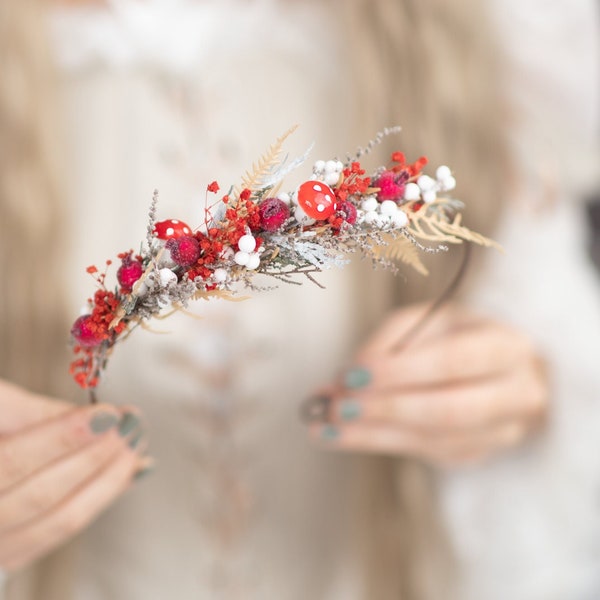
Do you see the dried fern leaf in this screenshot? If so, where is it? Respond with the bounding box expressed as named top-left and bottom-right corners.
top-left (238, 125), bottom-right (298, 192)
top-left (374, 234), bottom-right (429, 275)
top-left (408, 202), bottom-right (502, 250)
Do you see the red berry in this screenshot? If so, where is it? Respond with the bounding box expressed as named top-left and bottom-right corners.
top-left (258, 198), bottom-right (290, 232)
top-left (166, 235), bottom-right (201, 267)
top-left (117, 256), bottom-right (143, 292)
top-left (336, 201), bottom-right (357, 224)
top-left (71, 315), bottom-right (104, 347)
top-left (297, 180), bottom-right (337, 220)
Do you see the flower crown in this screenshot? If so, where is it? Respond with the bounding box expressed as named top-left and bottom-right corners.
top-left (70, 127), bottom-right (497, 393)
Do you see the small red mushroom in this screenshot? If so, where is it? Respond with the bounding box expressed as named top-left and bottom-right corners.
top-left (153, 219), bottom-right (193, 240)
top-left (297, 180), bottom-right (337, 220)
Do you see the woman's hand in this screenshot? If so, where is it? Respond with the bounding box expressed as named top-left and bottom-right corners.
top-left (304, 305), bottom-right (549, 467)
top-left (0, 380), bottom-right (149, 571)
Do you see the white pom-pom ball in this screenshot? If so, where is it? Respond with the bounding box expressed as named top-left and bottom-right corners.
top-left (213, 268), bottom-right (228, 283)
top-left (159, 268), bottom-right (177, 287)
top-left (335, 160), bottom-right (344, 171)
top-left (436, 165), bottom-right (452, 181)
top-left (404, 182), bottom-right (421, 201)
top-left (379, 200), bottom-right (398, 216)
top-left (391, 210), bottom-right (409, 228)
top-left (422, 190), bottom-right (437, 204)
top-left (314, 160), bottom-right (325, 173)
top-left (234, 251), bottom-right (250, 266)
top-left (361, 197), bottom-right (378, 212)
top-left (238, 234), bottom-right (256, 253)
top-left (246, 253), bottom-right (261, 270)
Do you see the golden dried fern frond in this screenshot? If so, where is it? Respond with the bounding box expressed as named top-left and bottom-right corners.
top-left (374, 234), bottom-right (429, 275)
top-left (408, 202), bottom-right (502, 251)
top-left (238, 125), bottom-right (298, 192)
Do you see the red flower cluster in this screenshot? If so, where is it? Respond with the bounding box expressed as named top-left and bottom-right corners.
top-left (69, 289), bottom-right (127, 388)
top-left (335, 162), bottom-right (371, 203)
top-left (390, 152), bottom-right (428, 177)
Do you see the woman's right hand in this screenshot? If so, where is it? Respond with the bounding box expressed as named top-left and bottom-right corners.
top-left (0, 380), bottom-right (149, 571)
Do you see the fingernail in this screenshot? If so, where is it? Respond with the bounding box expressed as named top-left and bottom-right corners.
top-left (90, 411), bottom-right (119, 434)
top-left (118, 412), bottom-right (141, 438)
top-left (321, 424), bottom-right (339, 441)
top-left (343, 367), bottom-right (372, 389)
top-left (300, 395), bottom-right (331, 423)
top-left (134, 465), bottom-right (154, 481)
top-left (128, 430), bottom-right (146, 451)
top-left (339, 399), bottom-right (361, 421)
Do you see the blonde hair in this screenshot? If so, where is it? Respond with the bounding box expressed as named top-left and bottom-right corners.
top-left (0, 0), bottom-right (69, 396)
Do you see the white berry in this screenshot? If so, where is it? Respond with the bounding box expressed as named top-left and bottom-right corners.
top-left (404, 182), bottom-right (421, 201)
top-left (325, 160), bottom-right (338, 174)
top-left (159, 268), bottom-right (177, 287)
top-left (436, 165), bottom-right (452, 181)
top-left (440, 176), bottom-right (456, 192)
top-left (417, 175), bottom-right (436, 191)
top-left (213, 268), bottom-right (228, 283)
top-left (325, 171), bottom-right (340, 186)
top-left (234, 251), bottom-right (250, 266)
top-left (238, 234), bottom-right (256, 253)
top-left (380, 200), bottom-right (398, 216)
top-left (246, 253), bottom-right (261, 270)
top-left (314, 160), bottom-right (325, 173)
top-left (422, 190), bottom-right (437, 204)
top-left (361, 197), bottom-right (378, 212)
top-left (391, 210), bottom-right (409, 228)
top-left (364, 210), bottom-right (378, 225)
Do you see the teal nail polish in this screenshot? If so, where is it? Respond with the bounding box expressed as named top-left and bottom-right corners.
top-left (90, 412), bottom-right (119, 434)
top-left (118, 413), bottom-right (141, 437)
top-left (134, 465), bottom-right (154, 482)
top-left (321, 424), bottom-right (339, 441)
top-left (343, 367), bottom-right (372, 389)
top-left (339, 400), bottom-right (361, 421)
top-left (128, 430), bottom-right (145, 450)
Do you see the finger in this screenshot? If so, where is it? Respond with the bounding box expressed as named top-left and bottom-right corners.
top-left (330, 365), bottom-right (548, 433)
top-left (0, 427), bottom-right (144, 536)
top-left (308, 420), bottom-right (528, 465)
top-left (0, 380), bottom-right (72, 433)
top-left (353, 322), bottom-right (534, 391)
top-left (0, 445), bottom-right (145, 571)
top-left (0, 404), bottom-right (122, 490)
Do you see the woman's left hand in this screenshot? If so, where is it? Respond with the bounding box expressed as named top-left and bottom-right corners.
top-left (303, 304), bottom-right (549, 467)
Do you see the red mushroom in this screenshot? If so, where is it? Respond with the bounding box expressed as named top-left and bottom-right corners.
top-left (297, 180), bottom-right (337, 220)
top-left (153, 219), bottom-right (193, 240)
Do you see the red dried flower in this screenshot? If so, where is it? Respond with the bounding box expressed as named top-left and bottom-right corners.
top-left (207, 181), bottom-right (220, 193)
